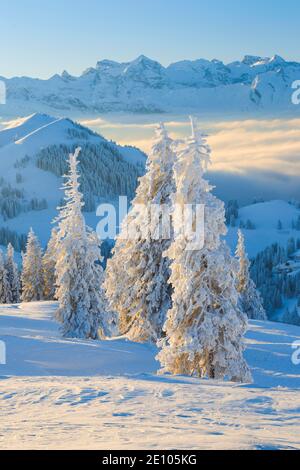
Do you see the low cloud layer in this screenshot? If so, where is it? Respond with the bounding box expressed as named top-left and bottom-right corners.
top-left (82, 116), bottom-right (300, 203)
top-left (207, 118), bottom-right (300, 176)
top-left (82, 116), bottom-right (300, 176)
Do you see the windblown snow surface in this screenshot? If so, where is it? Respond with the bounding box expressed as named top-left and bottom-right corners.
top-left (0, 302), bottom-right (300, 450)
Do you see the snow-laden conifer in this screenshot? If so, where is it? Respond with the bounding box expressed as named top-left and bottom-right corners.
top-left (21, 229), bottom-right (44, 302)
top-left (157, 119), bottom-right (252, 383)
top-left (5, 243), bottom-right (20, 303)
top-left (42, 228), bottom-right (58, 300)
top-left (104, 124), bottom-right (176, 342)
top-left (54, 148), bottom-right (109, 339)
top-left (235, 230), bottom-right (267, 320)
top-left (0, 250), bottom-right (10, 304)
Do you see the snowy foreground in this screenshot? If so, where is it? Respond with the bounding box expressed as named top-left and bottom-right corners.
top-left (0, 302), bottom-right (300, 450)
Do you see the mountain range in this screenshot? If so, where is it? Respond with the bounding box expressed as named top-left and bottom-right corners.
top-left (1, 55), bottom-right (300, 116)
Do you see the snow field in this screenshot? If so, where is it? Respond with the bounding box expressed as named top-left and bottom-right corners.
top-left (0, 302), bottom-right (300, 449)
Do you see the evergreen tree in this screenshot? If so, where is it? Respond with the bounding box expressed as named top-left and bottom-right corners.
top-left (0, 228), bottom-right (26, 252)
top-left (42, 228), bottom-right (58, 300)
top-left (157, 119), bottom-right (252, 383)
top-left (235, 230), bottom-right (267, 320)
top-left (225, 200), bottom-right (239, 226)
top-left (54, 148), bottom-right (109, 340)
top-left (250, 242), bottom-right (287, 317)
top-left (104, 124), bottom-right (176, 342)
top-left (0, 250), bottom-right (10, 304)
top-left (5, 243), bottom-right (20, 303)
top-left (21, 229), bottom-right (44, 302)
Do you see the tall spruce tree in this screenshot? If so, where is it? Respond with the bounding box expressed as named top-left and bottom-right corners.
top-left (0, 250), bottom-right (10, 304)
top-left (21, 229), bottom-right (44, 302)
top-left (157, 119), bottom-right (252, 383)
top-left (5, 243), bottom-right (20, 303)
top-left (235, 230), bottom-right (267, 320)
top-left (42, 228), bottom-right (58, 300)
top-left (104, 124), bottom-right (176, 342)
top-left (54, 148), bottom-right (109, 340)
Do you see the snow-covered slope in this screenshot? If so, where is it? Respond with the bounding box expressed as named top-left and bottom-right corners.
top-left (1, 54), bottom-right (299, 116)
top-left (0, 302), bottom-right (299, 449)
top-left (227, 200), bottom-right (300, 258)
top-left (0, 113), bottom-right (146, 248)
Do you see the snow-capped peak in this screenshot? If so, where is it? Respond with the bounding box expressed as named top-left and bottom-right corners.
top-left (269, 54), bottom-right (285, 64)
top-left (123, 55), bottom-right (164, 74)
top-left (61, 70), bottom-right (75, 80)
top-left (242, 55), bottom-right (267, 66)
top-left (0, 113), bottom-right (59, 148)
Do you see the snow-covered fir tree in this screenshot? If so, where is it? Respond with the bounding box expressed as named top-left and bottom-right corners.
top-left (104, 124), bottom-right (176, 342)
top-left (0, 250), bottom-right (10, 304)
top-left (235, 230), bottom-right (267, 320)
top-left (5, 243), bottom-right (20, 303)
top-left (42, 228), bottom-right (58, 300)
top-left (21, 229), bottom-right (44, 302)
top-left (54, 148), bottom-right (109, 340)
top-left (157, 119), bottom-right (252, 383)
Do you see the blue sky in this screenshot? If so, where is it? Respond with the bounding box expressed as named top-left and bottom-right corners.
top-left (1, 0), bottom-right (300, 78)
